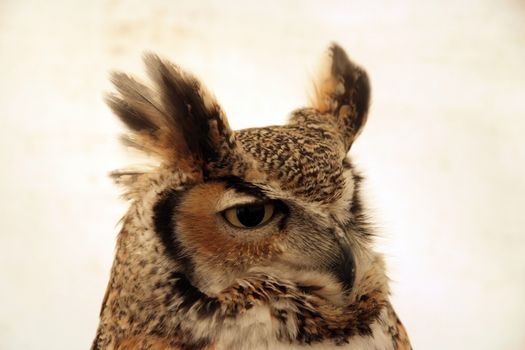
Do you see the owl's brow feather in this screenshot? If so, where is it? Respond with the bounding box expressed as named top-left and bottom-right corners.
top-left (217, 175), bottom-right (267, 200)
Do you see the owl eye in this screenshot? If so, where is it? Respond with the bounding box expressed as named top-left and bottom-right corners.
top-left (222, 202), bottom-right (275, 228)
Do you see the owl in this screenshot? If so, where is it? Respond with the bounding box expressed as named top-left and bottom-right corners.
top-left (91, 43), bottom-right (412, 350)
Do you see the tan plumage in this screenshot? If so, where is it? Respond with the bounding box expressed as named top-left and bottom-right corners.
top-left (92, 43), bottom-right (412, 350)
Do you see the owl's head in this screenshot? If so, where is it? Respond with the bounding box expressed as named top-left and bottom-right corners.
top-left (99, 44), bottom-right (390, 347)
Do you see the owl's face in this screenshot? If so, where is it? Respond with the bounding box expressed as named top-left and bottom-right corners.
top-left (95, 44), bottom-right (400, 349)
top-left (153, 121), bottom-right (360, 296)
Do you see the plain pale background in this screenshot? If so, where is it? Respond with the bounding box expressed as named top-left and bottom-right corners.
top-left (1, 0), bottom-right (524, 349)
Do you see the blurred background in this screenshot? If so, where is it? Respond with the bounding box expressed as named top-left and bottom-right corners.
top-left (1, 0), bottom-right (524, 349)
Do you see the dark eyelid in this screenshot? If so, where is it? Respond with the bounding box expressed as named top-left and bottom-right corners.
top-left (221, 199), bottom-right (289, 213)
top-left (224, 200), bottom-right (269, 212)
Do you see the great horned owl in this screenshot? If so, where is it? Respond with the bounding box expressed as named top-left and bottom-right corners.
top-left (91, 44), bottom-right (412, 350)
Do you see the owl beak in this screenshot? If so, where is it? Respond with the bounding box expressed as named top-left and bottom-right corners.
top-left (331, 225), bottom-right (356, 292)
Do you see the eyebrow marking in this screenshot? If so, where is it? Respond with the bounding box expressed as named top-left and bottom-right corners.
top-left (216, 175), bottom-right (267, 199)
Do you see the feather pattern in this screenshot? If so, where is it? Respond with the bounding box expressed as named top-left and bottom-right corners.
top-left (92, 43), bottom-right (412, 350)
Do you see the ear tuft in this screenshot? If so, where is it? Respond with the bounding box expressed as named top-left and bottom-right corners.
top-left (143, 53), bottom-right (233, 167)
top-left (106, 54), bottom-right (235, 179)
top-left (310, 43), bottom-right (371, 150)
top-left (105, 73), bottom-right (164, 134)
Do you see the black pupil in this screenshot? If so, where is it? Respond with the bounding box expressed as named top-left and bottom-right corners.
top-left (236, 204), bottom-right (265, 227)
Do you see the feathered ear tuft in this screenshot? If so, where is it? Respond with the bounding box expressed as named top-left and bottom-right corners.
top-left (309, 43), bottom-right (371, 151)
top-left (106, 55), bottom-right (235, 180)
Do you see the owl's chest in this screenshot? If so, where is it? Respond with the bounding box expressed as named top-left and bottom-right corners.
top-left (213, 306), bottom-right (394, 350)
